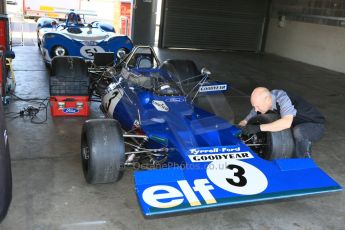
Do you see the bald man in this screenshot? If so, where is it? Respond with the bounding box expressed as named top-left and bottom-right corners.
top-left (239, 87), bottom-right (325, 158)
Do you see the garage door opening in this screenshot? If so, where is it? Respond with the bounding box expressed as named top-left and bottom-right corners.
top-left (158, 0), bottom-right (270, 52)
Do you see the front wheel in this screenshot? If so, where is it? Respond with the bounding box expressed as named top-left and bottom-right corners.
top-left (247, 114), bottom-right (294, 160)
top-left (81, 119), bottom-right (125, 184)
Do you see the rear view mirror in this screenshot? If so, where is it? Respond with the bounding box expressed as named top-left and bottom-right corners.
top-left (201, 67), bottom-right (211, 75)
top-left (117, 49), bottom-right (127, 60)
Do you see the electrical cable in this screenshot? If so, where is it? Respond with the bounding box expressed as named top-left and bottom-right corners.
top-left (5, 92), bottom-right (50, 124)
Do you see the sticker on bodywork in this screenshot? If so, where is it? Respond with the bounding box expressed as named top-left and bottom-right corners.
top-left (199, 84), bottom-right (227, 93)
top-left (139, 159), bottom-right (267, 210)
top-left (206, 159), bottom-right (268, 195)
top-left (189, 152), bottom-right (253, 162)
top-left (152, 100), bottom-right (169, 112)
top-left (80, 46), bottom-right (105, 59)
top-left (189, 146), bottom-right (241, 155)
top-left (63, 108), bottom-right (79, 114)
top-left (165, 97), bottom-right (186, 103)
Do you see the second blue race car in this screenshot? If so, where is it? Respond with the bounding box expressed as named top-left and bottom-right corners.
top-left (38, 10), bottom-right (133, 65)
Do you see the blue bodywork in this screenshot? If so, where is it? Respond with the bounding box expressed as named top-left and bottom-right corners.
top-left (102, 53), bottom-right (342, 216)
top-left (38, 12), bottom-right (133, 64)
top-left (36, 17), bottom-right (58, 31)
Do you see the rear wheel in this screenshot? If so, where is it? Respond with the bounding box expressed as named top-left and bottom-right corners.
top-left (81, 119), bottom-right (125, 184)
top-left (247, 114), bottom-right (294, 160)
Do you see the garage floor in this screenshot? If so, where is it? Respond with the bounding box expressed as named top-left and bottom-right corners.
top-left (1, 46), bottom-right (344, 230)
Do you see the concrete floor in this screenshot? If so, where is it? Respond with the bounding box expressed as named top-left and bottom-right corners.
top-left (1, 46), bottom-right (344, 230)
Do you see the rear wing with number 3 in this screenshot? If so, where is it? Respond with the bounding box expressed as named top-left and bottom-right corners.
top-left (134, 148), bottom-right (342, 216)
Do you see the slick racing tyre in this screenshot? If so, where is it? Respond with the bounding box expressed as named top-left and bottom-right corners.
top-left (81, 119), bottom-right (125, 184)
top-left (0, 102), bottom-right (12, 223)
top-left (247, 114), bottom-right (294, 160)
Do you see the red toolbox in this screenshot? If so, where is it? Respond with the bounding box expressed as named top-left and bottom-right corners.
top-left (0, 15), bottom-right (9, 97)
top-left (50, 96), bottom-right (90, 117)
top-left (0, 15), bottom-right (9, 53)
top-left (49, 56), bottom-right (90, 117)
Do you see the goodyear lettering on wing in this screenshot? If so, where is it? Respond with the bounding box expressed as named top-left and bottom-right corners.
top-left (189, 152), bottom-right (253, 162)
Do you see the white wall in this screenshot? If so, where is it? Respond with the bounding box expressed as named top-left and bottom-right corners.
top-left (265, 18), bottom-right (345, 73)
top-left (80, 0), bottom-right (116, 24)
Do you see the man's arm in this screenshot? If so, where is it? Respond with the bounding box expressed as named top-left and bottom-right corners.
top-left (238, 108), bottom-right (256, 126)
top-left (260, 115), bottom-right (293, 132)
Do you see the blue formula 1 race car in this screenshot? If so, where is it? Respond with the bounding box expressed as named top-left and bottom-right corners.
top-left (81, 46), bottom-right (342, 216)
top-left (37, 10), bottom-right (133, 65)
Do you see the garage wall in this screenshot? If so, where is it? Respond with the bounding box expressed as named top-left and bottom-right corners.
top-left (265, 0), bottom-right (345, 73)
top-left (160, 0), bottom-right (269, 52)
top-left (131, 0), bottom-right (157, 46)
top-left (0, 0), bottom-right (6, 14)
top-left (80, 0), bottom-right (116, 24)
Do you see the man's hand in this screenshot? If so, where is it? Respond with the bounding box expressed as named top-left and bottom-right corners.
top-left (241, 124), bottom-right (261, 135)
top-left (238, 120), bottom-right (248, 127)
